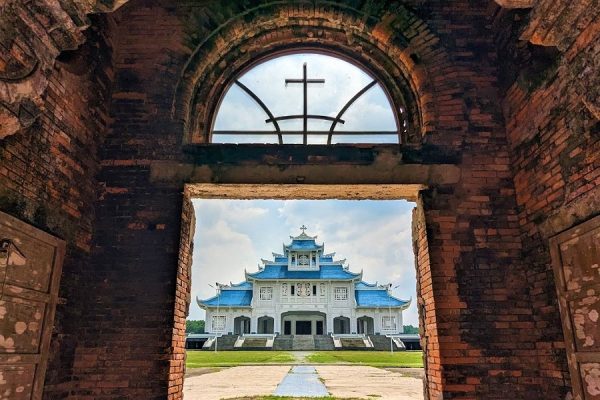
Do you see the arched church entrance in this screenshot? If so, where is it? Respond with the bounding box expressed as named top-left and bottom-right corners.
top-left (257, 316), bottom-right (274, 334)
top-left (357, 316), bottom-right (374, 335)
top-left (281, 311), bottom-right (326, 335)
top-left (333, 316), bottom-right (351, 334)
top-left (234, 316), bottom-right (251, 335)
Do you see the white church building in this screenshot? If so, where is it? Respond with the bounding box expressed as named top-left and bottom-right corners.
top-left (197, 227), bottom-right (410, 336)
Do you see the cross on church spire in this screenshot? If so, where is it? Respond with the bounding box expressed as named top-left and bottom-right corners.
top-left (300, 225), bottom-right (308, 234)
top-left (285, 63), bottom-right (325, 144)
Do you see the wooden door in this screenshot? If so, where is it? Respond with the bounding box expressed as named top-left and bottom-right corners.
top-left (550, 215), bottom-right (600, 400)
top-left (0, 212), bottom-right (65, 400)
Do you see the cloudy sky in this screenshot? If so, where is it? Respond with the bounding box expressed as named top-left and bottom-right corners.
top-left (189, 199), bottom-right (419, 326)
top-left (213, 53), bottom-right (398, 144)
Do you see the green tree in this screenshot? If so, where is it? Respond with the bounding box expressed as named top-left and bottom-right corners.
top-left (186, 320), bottom-right (205, 334)
top-left (403, 324), bottom-right (419, 334)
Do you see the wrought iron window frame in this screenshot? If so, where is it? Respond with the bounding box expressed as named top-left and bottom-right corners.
top-left (212, 61), bottom-right (403, 145)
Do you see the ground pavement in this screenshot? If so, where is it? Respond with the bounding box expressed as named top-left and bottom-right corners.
top-left (183, 355), bottom-right (424, 400)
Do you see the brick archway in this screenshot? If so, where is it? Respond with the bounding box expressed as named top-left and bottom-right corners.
top-left (1, 0), bottom-right (589, 399)
top-left (171, 2), bottom-right (450, 145)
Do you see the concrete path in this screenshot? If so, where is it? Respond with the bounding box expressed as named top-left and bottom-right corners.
top-left (272, 365), bottom-right (329, 397)
top-left (183, 365), bottom-right (289, 400)
top-left (316, 365), bottom-right (423, 400)
top-left (290, 351), bottom-right (313, 364)
top-left (183, 364), bottom-right (424, 400)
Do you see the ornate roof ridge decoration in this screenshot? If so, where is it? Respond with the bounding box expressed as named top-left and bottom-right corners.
top-left (290, 232), bottom-right (318, 240)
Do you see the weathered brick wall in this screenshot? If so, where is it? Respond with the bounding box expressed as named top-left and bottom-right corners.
top-left (1, 1), bottom-right (596, 399)
top-left (496, 3), bottom-right (600, 398)
top-left (69, 1), bottom-right (572, 398)
top-left (0, 14), bottom-right (116, 399)
top-left (74, 3), bottom-right (191, 398)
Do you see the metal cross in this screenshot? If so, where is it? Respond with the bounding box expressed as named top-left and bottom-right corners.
top-left (285, 63), bottom-right (325, 144)
top-left (300, 225), bottom-right (308, 234)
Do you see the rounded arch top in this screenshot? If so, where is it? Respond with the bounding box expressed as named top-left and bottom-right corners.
top-left (171, 1), bottom-right (447, 145)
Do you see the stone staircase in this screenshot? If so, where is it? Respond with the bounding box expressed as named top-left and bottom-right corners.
top-left (273, 335), bottom-right (293, 351)
top-left (369, 335), bottom-right (402, 351)
top-left (240, 337), bottom-right (268, 350)
top-left (203, 334), bottom-right (238, 351)
top-left (340, 337), bottom-right (370, 350)
top-left (314, 335), bottom-right (335, 350)
top-left (292, 335), bottom-right (315, 350)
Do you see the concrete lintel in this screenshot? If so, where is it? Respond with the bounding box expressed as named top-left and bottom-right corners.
top-left (150, 162), bottom-right (460, 188)
top-left (184, 183), bottom-right (426, 201)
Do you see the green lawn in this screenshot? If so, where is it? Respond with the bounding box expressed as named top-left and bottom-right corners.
top-left (306, 351), bottom-right (423, 367)
top-left (186, 351), bottom-right (295, 367)
top-left (186, 350), bottom-right (423, 368)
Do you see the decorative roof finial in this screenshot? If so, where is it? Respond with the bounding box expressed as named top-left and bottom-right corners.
top-left (300, 224), bottom-right (308, 233)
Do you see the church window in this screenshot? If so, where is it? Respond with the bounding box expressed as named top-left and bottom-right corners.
top-left (299, 254), bottom-right (309, 266)
top-left (259, 287), bottom-right (273, 301)
top-left (297, 282), bottom-right (303, 296)
top-left (212, 315), bottom-right (226, 331)
top-left (291, 285), bottom-right (295, 295)
top-left (212, 53), bottom-right (402, 144)
top-left (304, 283), bottom-right (311, 296)
top-left (319, 283), bottom-right (326, 297)
top-left (312, 285), bottom-right (317, 296)
top-left (281, 283), bottom-right (288, 296)
top-left (382, 316), bottom-right (396, 330)
top-left (334, 287), bottom-right (348, 301)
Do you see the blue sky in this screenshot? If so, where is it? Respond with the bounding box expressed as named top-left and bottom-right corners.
top-left (189, 199), bottom-right (419, 326)
top-left (213, 53), bottom-right (398, 144)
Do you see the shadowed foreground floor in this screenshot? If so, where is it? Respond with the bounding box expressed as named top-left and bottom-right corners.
top-left (183, 365), bottom-right (423, 400)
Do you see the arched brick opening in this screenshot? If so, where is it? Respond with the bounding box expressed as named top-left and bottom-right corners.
top-left (165, 4), bottom-right (458, 398)
top-left (171, 2), bottom-right (449, 145)
top-left (3, 1), bottom-right (595, 399)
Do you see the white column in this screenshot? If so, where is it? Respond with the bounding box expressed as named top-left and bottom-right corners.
top-left (326, 314), bottom-right (334, 335)
top-left (274, 312), bottom-right (281, 334)
top-left (206, 309), bottom-right (212, 333)
top-left (250, 317), bottom-right (258, 333)
top-left (350, 316), bottom-right (357, 334)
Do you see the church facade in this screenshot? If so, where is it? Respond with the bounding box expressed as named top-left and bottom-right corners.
top-left (197, 227), bottom-right (410, 336)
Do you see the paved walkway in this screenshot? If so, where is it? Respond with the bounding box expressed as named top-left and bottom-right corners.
top-left (316, 365), bottom-right (423, 400)
top-left (184, 364), bottom-right (423, 399)
top-left (183, 365), bottom-right (289, 400)
top-left (273, 365), bottom-right (329, 397)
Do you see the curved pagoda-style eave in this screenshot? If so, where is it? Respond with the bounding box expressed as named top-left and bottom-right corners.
top-left (354, 294), bottom-right (412, 310)
top-left (196, 295), bottom-right (253, 309)
top-left (245, 270), bottom-right (363, 281)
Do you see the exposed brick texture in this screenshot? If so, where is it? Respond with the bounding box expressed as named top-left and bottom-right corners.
top-left (0, 1), bottom-right (597, 399)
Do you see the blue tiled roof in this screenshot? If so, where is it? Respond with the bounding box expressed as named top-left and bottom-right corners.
top-left (230, 281), bottom-right (252, 289)
top-left (320, 256), bottom-right (334, 262)
top-left (355, 281), bottom-right (379, 289)
top-left (355, 289), bottom-right (409, 308)
top-left (198, 290), bottom-right (252, 307)
top-left (274, 256), bottom-right (288, 263)
top-left (286, 239), bottom-right (322, 251)
top-left (247, 264), bottom-right (360, 280)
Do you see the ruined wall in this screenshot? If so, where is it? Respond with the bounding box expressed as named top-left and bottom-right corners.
top-left (1, 0), bottom-right (597, 399)
top-left (0, 12), bottom-right (116, 398)
top-left (91, 1), bottom-right (557, 399)
top-left (80, 4), bottom-right (191, 398)
top-left (494, 2), bottom-right (600, 398)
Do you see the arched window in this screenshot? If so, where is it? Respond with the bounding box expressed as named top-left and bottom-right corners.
top-left (212, 53), bottom-right (405, 144)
